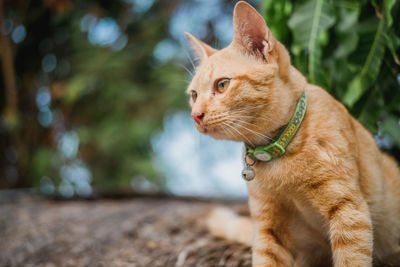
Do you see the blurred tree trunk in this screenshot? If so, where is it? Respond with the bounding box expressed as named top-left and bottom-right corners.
top-left (0, 1), bottom-right (28, 188)
top-left (0, 1), bottom-right (18, 119)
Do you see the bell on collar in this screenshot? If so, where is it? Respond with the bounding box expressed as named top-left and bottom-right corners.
top-left (241, 165), bottom-right (255, 181)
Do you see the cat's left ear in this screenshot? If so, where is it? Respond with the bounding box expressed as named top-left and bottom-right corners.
top-left (232, 1), bottom-right (290, 79)
top-left (232, 1), bottom-right (274, 58)
top-left (185, 32), bottom-right (217, 60)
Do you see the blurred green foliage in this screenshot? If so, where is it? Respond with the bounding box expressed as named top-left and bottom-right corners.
top-left (0, 0), bottom-right (188, 191)
top-left (262, 0), bottom-right (400, 157)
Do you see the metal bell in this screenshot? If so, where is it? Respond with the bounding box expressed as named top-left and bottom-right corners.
top-left (241, 165), bottom-right (255, 181)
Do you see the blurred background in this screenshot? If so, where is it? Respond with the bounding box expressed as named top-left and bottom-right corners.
top-left (0, 0), bottom-right (399, 199)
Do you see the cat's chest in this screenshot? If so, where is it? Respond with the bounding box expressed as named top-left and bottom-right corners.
top-left (247, 161), bottom-right (328, 237)
top-left (248, 184), bottom-right (328, 243)
top-left (248, 158), bottom-right (298, 189)
top-left (290, 197), bottom-right (327, 235)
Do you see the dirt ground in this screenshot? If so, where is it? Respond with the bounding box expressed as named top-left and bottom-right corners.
top-left (0, 192), bottom-right (251, 267)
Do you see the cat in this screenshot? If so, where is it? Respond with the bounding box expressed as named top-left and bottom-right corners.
top-left (185, 1), bottom-right (400, 267)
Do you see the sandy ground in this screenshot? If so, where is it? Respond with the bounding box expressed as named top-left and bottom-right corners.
top-left (0, 193), bottom-right (251, 267)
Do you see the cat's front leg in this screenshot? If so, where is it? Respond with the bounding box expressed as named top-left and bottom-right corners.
top-left (252, 223), bottom-right (294, 267)
top-left (329, 200), bottom-right (373, 267)
top-left (250, 199), bottom-right (294, 267)
top-left (305, 177), bottom-right (373, 267)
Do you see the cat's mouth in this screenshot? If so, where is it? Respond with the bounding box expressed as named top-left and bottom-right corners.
top-left (194, 116), bottom-right (238, 139)
top-left (195, 121), bottom-right (223, 135)
top-left (198, 124), bottom-right (219, 134)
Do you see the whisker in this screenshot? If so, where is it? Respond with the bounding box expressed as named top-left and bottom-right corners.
top-left (221, 123), bottom-right (236, 140)
top-left (225, 113), bottom-right (272, 122)
top-left (209, 111), bottom-right (273, 124)
top-left (225, 116), bottom-right (263, 129)
top-left (228, 120), bottom-right (276, 142)
top-left (184, 50), bottom-right (197, 71)
top-left (229, 104), bottom-right (268, 113)
top-left (223, 122), bottom-right (254, 147)
top-left (226, 114), bottom-right (258, 119)
top-left (178, 63), bottom-right (194, 78)
top-left (192, 56), bottom-right (201, 64)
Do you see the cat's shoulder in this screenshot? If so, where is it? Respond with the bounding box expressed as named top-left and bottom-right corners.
top-left (301, 84), bottom-right (356, 147)
top-left (305, 84), bottom-right (349, 118)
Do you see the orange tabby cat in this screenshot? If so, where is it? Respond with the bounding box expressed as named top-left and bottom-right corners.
top-left (185, 1), bottom-right (400, 266)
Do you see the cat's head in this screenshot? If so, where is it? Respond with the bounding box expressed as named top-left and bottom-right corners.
top-left (186, 1), bottom-right (303, 146)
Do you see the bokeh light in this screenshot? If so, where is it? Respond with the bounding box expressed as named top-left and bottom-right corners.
top-left (42, 54), bottom-right (57, 73)
top-left (153, 39), bottom-right (179, 63)
top-left (58, 131), bottom-right (79, 159)
top-left (130, 0), bottom-right (155, 13)
top-left (11, 25), bottom-right (26, 44)
top-left (38, 107), bottom-right (54, 127)
top-left (88, 18), bottom-right (120, 46)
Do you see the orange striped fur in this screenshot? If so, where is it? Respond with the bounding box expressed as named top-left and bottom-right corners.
top-left (186, 1), bottom-right (400, 266)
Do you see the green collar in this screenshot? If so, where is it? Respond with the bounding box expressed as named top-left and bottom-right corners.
top-left (246, 91), bottom-right (307, 162)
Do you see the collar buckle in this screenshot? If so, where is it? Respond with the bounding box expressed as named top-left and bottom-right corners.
top-left (253, 142), bottom-right (285, 161)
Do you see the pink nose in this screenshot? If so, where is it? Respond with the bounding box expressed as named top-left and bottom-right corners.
top-left (191, 112), bottom-right (204, 124)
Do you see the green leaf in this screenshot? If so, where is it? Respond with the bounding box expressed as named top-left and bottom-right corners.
top-left (382, 116), bottom-right (400, 147)
top-left (288, 0), bottom-right (336, 87)
top-left (261, 0), bottom-right (292, 42)
top-left (343, 75), bottom-right (364, 106)
top-left (385, 29), bottom-right (400, 65)
top-left (334, 32), bottom-right (358, 59)
top-left (334, 1), bottom-right (360, 58)
top-left (343, 15), bottom-right (386, 107)
top-left (64, 75), bottom-right (95, 102)
top-left (384, 0), bottom-right (396, 26)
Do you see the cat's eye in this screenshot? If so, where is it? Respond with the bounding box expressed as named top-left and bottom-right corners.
top-left (191, 91), bottom-right (198, 102)
top-left (216, 78), bottom-right (231, 93)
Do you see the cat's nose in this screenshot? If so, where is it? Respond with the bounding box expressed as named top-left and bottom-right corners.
top-left (191, 112), bottom-right (205, 124)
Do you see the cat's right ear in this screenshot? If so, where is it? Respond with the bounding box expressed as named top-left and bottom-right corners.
top-left (185, 32), bottom-right (217, 61)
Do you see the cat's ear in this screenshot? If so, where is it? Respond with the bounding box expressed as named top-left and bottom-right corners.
top-left (185, 32), bottom-right (217, 60)
top-left (232, 1), bottom-right (290, 79)
top-left (232, 1), bottom-right (274, 58)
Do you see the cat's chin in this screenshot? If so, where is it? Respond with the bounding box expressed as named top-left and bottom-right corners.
top-left (197, 125), bottom-right (235, 140)
top-left (197, 125), bottom-right (218, 135)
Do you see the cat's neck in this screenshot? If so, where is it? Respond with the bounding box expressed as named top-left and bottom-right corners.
top-left (252, 66), bottom-right (307, 148)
